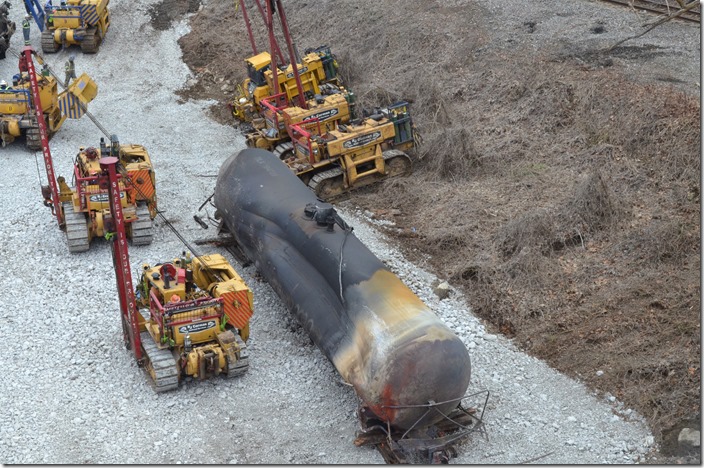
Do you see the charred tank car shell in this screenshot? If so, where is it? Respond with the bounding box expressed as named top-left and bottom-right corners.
top-left (214, 148), bottom-right (471, 429)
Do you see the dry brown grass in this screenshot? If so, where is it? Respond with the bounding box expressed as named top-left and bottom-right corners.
top-left (561, 170), bottom-right (626, 234)
top-left (355, 58), bottom-right (700, 441)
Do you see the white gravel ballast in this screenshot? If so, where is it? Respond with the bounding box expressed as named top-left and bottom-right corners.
top-left (0, 0), bottom-right (653, 464)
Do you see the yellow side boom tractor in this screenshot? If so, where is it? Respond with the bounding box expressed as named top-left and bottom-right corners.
top-left (286, 102), bottom-right (416, 200)
top-left (133, 252), bottom-right (253, 391)
top-left (232, 46), bottom-right (341, 123)
top-left (245, 84), bottom-right (355, 158)
top-left (100, 155), bottom-right (253, 392)
top-left (54, 135), bottom-right (157, 253)
top-left (41, 0), bottom-right (110, 54)
top-left (0, 67), bottom-right (97, 149)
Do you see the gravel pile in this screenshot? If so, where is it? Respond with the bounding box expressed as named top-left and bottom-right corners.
top-left (1, 0), bottom-right (654, 464)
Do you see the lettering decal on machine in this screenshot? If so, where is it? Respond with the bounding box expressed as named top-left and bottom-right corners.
top-left (89, 192), bottom-right (125, 203)
top-left (342, 131), bottom-right (382, 149)
top-left (178, 320), bottom-right (216, 334)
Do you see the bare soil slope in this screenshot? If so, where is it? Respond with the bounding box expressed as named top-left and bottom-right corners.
top-left (174, 0), bottom-right (700, 460)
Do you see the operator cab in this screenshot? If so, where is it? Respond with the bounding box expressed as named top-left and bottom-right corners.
top-left (245, 51), bottom-right (272, 96)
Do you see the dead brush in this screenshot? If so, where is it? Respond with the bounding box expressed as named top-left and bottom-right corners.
top-left (416, 127), bottom-right (482, 181)
top-left (561, 169), bottom-right (625, 235)
top-left (372, 177), bottom-right (423, 211)
top-left (419, 228), bottom-right (474, 262)
top-left (616, 218), bottom-right (697, 265)
top-left (495, 208), bottom-right (558, 259)
top-left (624, 116), bottom-right (701, 185)
top-left (523, 80), bottom-right (577, 131)
top-left (615, 353), bottom-right (701, 432)
top-left (570, 79), bottom-right (700, 187)
top-left (499, 246), bottom-right (554, 289)
top-left (449, 262), bottom-right (510, 320)
top-left (334, 50), bottom-right (363, 89)
top-left (404, 72), bottom-right (453, 129)
top-left (355, 86), bottom-right (403, 115)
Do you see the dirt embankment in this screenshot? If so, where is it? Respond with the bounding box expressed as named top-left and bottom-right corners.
top-left (174, 0), bottom-right (700, 461)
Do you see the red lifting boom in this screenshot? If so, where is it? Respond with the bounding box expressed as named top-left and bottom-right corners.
top-left (101, 157), bottom-right (143, 363)
top-left (18, 46), bottom-right (63, 226)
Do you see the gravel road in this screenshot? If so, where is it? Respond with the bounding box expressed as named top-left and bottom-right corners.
top-left (1, 0), bottom-right (657, 463)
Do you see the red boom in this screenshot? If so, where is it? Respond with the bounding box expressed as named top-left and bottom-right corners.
top-left (100, 157), bottom-right (143, 362)
top-left (19, 46), bottom-right (63, 226)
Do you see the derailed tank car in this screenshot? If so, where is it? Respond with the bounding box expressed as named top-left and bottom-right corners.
top-left (214, 148), bottom-right (472, 432)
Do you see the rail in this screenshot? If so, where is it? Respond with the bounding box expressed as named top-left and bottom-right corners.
top-left (600, 0), bottom-right (700, 23)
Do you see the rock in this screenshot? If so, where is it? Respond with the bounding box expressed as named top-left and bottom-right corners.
top-left (678, 428), bottom-right (701, 448)
top-left (433, 281), bottom-right (451, 300)
top-left (596, 370), bottom-right (604, 376)
top-left (483, 334), bottom-right (498, 341)
top-left (567, 416), bottom-right (577, 422)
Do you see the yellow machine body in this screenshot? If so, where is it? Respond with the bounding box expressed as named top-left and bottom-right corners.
top-left (232, 51), bottom-right (273, 122)
top-left (232, 49), bottom-right (340, 122)
top-left (135, 253), bottom-right (253, 387)
top-left (247, 92), bottom-right (352, 151)
top-left (119, 143), bottom-right (158, 217)
top-left (286, 102), bottom-right (416, 199)
top-left (190, 254), bottom-right (253, 340)
top-left (265, 52), bottom-right (327, 105)
top-left (0, 72), bottom-right (97, 148)
top-left (42, 0), bottom-right (110, 54)
top-left (56, 140), bottom-right (156, 252)
top-left (60, 151), bottom-right (132, 239)
top-left (303, 118), bottom-right (396, 186)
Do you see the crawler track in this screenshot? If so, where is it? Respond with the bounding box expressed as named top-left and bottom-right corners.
top-left (308, 167), bottom-right (344, 200)
top-left (306, 151), bottom-right (412, 202)
top-left (130, 203), bottom-right (153, 246)
top-left (140, 331), bottom-right (180, 392)
top-left (600, 0), bottom-right (700, 23)
top-left (63, 202), bottom-right (90, 253)
top-left (227, 334), bottom-right (250, 377)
